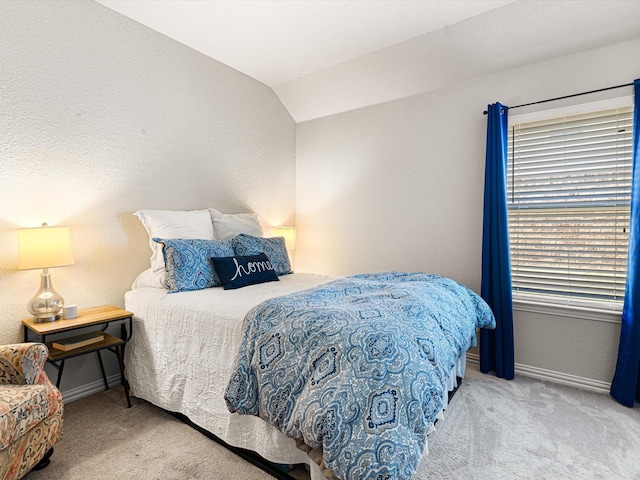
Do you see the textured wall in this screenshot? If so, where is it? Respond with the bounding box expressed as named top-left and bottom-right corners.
top-left (296, 38), bottom-right (640, 386)
top-left (0, 1), bottom-right (295, 392)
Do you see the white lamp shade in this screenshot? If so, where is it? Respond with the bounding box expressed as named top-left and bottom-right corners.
top-left (18, 225), bottom-right (75, 270)
top-left (274, 226), bottom-right (296, 251)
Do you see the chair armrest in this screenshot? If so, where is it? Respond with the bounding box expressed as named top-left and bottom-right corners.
top-left (0, 343), bottom-right (49, 385)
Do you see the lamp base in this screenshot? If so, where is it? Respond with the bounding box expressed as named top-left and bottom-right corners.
top-left (33, 312), bottom-right (63, 323)
top-left (28, 270), bottom-right (64, 323)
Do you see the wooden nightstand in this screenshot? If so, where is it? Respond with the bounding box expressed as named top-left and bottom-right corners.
top-left (22, 305), bottom-right (133, 407)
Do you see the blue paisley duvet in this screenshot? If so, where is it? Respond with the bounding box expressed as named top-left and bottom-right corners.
top-left (225, 272), bottom-right (495, 480)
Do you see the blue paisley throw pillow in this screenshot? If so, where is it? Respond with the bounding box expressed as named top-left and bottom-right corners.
top-left (153, 238), bottom-right (234, 293)
top-left (231, 234), bottom-right (292, 276)
top-left (212, 253), bottom-right (279, 290)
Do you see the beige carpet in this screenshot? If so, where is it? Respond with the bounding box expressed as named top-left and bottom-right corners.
top-left (23, 387), bottom-right (283, 480)
top-left (24, 364), bottom-right (640, 480)
top-left (417, 365), bottom-right (640, 480)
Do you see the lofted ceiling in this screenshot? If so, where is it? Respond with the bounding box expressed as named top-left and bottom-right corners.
top-left (96, 0), bottom-right (640, 122)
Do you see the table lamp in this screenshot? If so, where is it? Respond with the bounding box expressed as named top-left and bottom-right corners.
top-left (274, 226), bottom-right (296, 251)
top-left (18, 223), bottom-right (75, 322)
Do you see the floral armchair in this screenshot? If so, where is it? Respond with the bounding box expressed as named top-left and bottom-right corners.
top-left (0, 343), bottom-right (63, 480)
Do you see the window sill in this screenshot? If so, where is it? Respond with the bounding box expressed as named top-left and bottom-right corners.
top-left (512, 295), bottom-right (622, 324)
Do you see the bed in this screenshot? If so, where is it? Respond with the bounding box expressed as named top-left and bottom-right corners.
top-left (123, 209), bottom-right (495, 480)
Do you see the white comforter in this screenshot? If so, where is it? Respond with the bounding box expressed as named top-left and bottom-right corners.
top-left (125, 273), bottom-right (335, 467)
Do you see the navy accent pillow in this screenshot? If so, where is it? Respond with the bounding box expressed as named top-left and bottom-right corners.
top-left (211, 253), bottom-right (279, 290)
top-left (231, 234), bottom-right (292, 276)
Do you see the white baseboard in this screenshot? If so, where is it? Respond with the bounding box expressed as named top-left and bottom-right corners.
top-left (466, 352), bottom-right (611, 394)
top-left (59, 373), bottom-right (123, 403)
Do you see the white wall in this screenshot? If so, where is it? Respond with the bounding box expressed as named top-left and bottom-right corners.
top-left (0, 0), bottom-right (295, 395)
top-left (296, 38), bottom-right (640, 388)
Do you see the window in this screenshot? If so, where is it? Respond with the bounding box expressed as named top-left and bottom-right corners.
top-left (507, 101), bottom-right (634, 306)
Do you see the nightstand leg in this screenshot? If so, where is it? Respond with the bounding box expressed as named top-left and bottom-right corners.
top-left (96, 351), bottom-right (109, 390)
top-left (115, 345), bottom-right (132, 408)
top-left (56, 361), bottom-right (65, 389)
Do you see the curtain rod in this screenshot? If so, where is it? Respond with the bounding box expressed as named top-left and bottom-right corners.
top-left (483, 82), bottom-right (634, 115)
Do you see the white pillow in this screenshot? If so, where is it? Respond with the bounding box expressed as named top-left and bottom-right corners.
top-left (133, 209), bottom-right (215, 286)
top-left (208, 209), bottom-right (263, 241)
top-left (131, 268), bottom-right (166, 289)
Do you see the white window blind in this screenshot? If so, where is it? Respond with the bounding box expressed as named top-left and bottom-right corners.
top-left (507, 105), bottom-right (634, 303)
